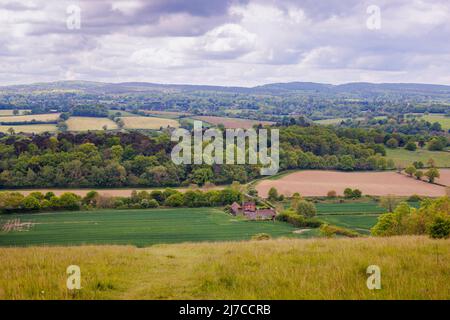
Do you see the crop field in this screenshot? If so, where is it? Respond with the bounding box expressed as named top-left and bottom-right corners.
top-left (141, 110), bottom-right (192, 118)
top-left (386, 148), bottom-right (450, 168)
top-left (0, 113), bottom-right (60, 123)
top-left (120, 116), bottom-right (179, 129)
top-left (0, 208), bottom-right (315, 247)
top-left (0, 124), bottom-right (57, 133)
top-left (66, 117), bottom-right (118, 131)
top-left (256, 170), bottom-right (449, 197)
top-left (1, 236), bottom-right (448, 299)
top-left (192, 116), bottom-right (275, 129)
top-left (0, 109), bottom-right (30, 116)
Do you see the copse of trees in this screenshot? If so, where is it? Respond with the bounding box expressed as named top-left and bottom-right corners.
top-left (0, 188), bottom-right (242, 214)
top-left (371, 197), bottom-right (450, 239)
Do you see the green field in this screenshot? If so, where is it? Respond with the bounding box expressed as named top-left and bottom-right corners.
top-left (386, 148), bottom-right (450, 167)
top-left (0, 208), bottom-right (317, 247)
top-left (316, 202), bottom-right (385, 234)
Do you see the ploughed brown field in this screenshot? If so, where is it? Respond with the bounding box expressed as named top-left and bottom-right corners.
top-left (193, 116), bottom-right (275, 129)
top-left (256, 170), bottom-right (450, 198)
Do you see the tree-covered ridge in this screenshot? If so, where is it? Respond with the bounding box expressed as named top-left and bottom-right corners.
top-left (0, 125), bottom-right (399, 188)
top-left (1, 81), bottom-right (450, 122)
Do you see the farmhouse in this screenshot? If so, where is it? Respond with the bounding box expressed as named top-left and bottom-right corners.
top-left (230, 201), bottom-right (276, 220)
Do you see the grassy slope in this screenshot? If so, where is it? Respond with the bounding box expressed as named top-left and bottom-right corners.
top-left (0, 236), bottom-right (448, 299)
top-left (386, 148), bottom-right (450, 168)
top-left (0, 208), bottom-right (316, 247)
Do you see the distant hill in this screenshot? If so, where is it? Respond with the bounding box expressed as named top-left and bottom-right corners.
top-left (2, 80), bottom-right (450, 97)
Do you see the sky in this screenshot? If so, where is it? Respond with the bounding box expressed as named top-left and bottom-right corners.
top-left (0, 0), bottom-right (450, 86)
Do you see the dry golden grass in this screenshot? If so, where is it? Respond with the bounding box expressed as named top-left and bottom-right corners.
top-left (66, 117), bottom-right (118, 131)
top-left (121, 116), bottom-right (179, 129)
top-left (0, 124), bottom-right (57, 134)
top-left (0, 236), bottom-right (448, 300)
top-left (0, 113), bottom-right (60, 123)
top-left (193, 116), bottom-right (275, 129)
top-left (0, 110), bottom-right (31, 116)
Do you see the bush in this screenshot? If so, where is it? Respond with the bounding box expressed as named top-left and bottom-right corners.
top-left (164, 193), bottom-right (185, 207)
top-left (251, 233), bottom-right (271, 240)
top-left (22, 195), bottom-right (41, 211)
top-left (57, 193), bottom-right (81, 210)
top-left (295, 200), bottom-right (317, 218)
top-left (141, 199), bottom-right (159, 208)
top-left (320, 224), bottom-right (360, 238)
top-left (428, 217), bottom-right (450, 239)
top-left (276, 210), bottom-right (323, 228)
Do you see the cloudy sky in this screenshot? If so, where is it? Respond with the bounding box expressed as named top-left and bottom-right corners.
top-left (1, 0), bottom-right (450, 86)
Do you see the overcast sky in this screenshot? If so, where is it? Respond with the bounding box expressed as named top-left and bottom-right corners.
top-left (1, 0), bottom-right (450, 86)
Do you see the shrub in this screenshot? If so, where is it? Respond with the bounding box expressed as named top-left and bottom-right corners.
top-left (141, 199), bottom-right (159, 208)
top-left (295, 200), bottom-right (317, 218)
top-left (22, 195), bottom-right (41, 211)
top-left (276, 210), bottom-right (322, 228)
top-left (428, 217), bottom-right (450, 239)
top-left (320, 224), bottom-right (360, 238)
top-left (405, 166), bottom-right (416, 177)
top-left (164, 193), bottom-right (185, 207)
top-left (251, 233), bottom-right (271, 241)
top-left (58, 193), bottom-right (81, 210)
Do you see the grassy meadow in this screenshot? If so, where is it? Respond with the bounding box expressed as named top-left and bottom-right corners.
top-left (120, 116), bottom-right (179, 129)
top-left (66, 117), bottom-right (118, 131)
top-left (0, 110), bottom-right (31, 116)
top-left (386, 148), bottom-right (450, 167)
top-left (0, 124), bottom-right (57, 134)
top-left (0, 208), bottom-right (316, 247)
top-left (0, 236), bottom-right (448, 299)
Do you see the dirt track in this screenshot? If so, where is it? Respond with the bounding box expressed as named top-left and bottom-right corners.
top-left (256, 170), bottom-right (450, 197)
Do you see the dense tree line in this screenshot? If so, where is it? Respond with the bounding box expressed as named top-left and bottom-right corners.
top-left (0, 187), bottom-right (242, 214)
top-left (0, 124), bottom-right (401, 188)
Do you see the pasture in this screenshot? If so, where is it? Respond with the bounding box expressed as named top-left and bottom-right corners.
top-left (0, 113), bottom-right (60, 123)
top-left (0, 124), bottom-right (57, 134)
top-left (66, 117), bottom-right (118, 131)
top-left (256, 170), bottom-right (449, 197)
top-left (0, 208), bottom-right (312, 247)
top-left (386, 148), bottom-right (450, 168)
top-left (0, 236), bottom-right (448, 299)
top-left (0, 109), bottom-right (30, 116)
top-left (192, 116), bottom-right (275, 129)
top-left (120, 116), bottom-right (179, 129)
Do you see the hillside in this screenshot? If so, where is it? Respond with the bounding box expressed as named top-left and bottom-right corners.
top-left (2, 80), bottom-right (450, 97)
top-left (1, 236), bottom-right (448, 299)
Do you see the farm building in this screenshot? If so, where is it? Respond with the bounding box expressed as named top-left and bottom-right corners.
top-left (230, 201), bottom-right (276, 221)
